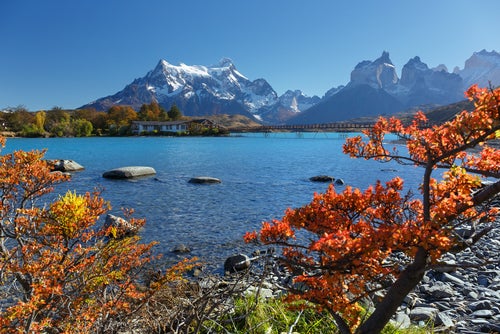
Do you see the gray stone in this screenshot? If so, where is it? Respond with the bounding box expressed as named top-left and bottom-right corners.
top-left (467, 291), bottom-right (479, 299)
top-left (440, 272), bottom-right (466, 286)
top-left (172, 244), bottom-right (191, 253)
top-left (468, 300), bottom-right (492, 311)
top-left (477, 275), bottom-right (489, 287)
top-left (409, 307), bottom-right (439, 321)
top-left (244, 285), bottom-right (274, 299)
top-left (435, 312), bottom-right (455, 328)
top-left (224, 254), bottom-right (250, 274)
top-left (103, 166), bottom-right (156, 179)
top-left (103, 214), bottom-right (139, 238)
top-left (393, 312), bottom-right (411, 329)
top-left (471, 309), bottom-right (494, 318)
top-left (309, 175), bottom-right (334, 182)
top-left (469, 318), bottom-right (491, 326)
top-left (188, 176), bottom-right (222, 184)
top-left (334, 178), bottom-right (345, 185)
top-left (421, 281), bottom-right (455, 299)
top-left (51, 159), bottom-right (84, 172)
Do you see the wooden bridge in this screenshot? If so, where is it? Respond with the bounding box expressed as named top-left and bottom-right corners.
top-left (230, 122), bottom-right (375, 133)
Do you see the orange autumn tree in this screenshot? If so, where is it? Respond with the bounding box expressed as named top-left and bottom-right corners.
top-left (0, 142), bottom-right (194, 333)
top-left (245, 85), bottom-right (500, 333)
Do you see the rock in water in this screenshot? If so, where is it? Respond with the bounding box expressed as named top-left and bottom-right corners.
top-left (103, 214), bottom-right (140, 238)
top-left (309, 175), bottom-right (335, 182)
top-left (51, 159), bottom-right (84, 172)
top-left (224, 254), bottom-right (250, 273)
top-left (188, 176), bottom-right (222, 184)
top-left (335, 178), bottom-right (345, 185)
top-left (103, 166), bottom-right (156, 179)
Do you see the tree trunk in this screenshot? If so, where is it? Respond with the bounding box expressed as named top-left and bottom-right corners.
top-left (356, 247), bottom-right (428, 334)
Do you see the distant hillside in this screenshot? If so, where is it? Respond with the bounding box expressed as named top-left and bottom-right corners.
top-left (424, 99), bottom-right (474, 124)
top-left (340, 99), bottom-right (474, 126)
top-left (199, 114), bottom-right (261, 130)
top-left (288, 84), bottom-right (404, 124)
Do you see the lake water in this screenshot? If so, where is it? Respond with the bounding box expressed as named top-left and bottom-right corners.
top-left (3, 133), bottom-right (423, 272)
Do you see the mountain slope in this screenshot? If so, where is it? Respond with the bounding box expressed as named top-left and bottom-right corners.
top-left (288, 84), bottom-right (404, 124)
top-left (455, 50), bottom-right (500, 89)
top-left (82, 58), bottom-right (278, 121)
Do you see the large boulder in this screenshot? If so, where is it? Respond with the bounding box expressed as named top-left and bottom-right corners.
top-left (103, 214), bottom-right (140, 238)
top-left (224, 254), bottom-right (251, 274)
top-left (188, 176), bottom-right (222, 184)
top-left (51, 159), bottom-right (84, 172)
top-left (309, 175), bottom-right (335, 182)
top-left (335, 178), bottom-right (345, 185)
top-left (103, 166), bottom-right (156, 179)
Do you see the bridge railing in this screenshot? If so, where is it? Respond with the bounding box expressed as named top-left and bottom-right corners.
top-left (231, 122), bottom-right (375, 132)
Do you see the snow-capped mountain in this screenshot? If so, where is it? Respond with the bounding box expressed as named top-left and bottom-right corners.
top-left (82, 58), bottom-right (316, 123)
top-left (255, 90), bottom-right (321, 124)
top-left (278, 90), bottom-right (320, 113)
top-left (291, 51), bottom-right (488, 124)
top-left (454, 49), bottom-right (500, 89)
top-left (348, 51), bottom-right (399, 90)
top-left (82, 50), bottom-right (500, 125)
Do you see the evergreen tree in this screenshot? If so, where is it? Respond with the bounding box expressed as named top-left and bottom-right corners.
top-left (167, 104), bottom-right (182, 120)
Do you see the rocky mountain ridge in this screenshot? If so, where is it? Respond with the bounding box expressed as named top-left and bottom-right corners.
top-left (81, 50), bottom-right (500, 124)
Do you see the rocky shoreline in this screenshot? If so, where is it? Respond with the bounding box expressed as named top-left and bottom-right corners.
top-left (394, 218), bottom-right (500, 333)
top-left (228, 216), bottom-right (500, 333)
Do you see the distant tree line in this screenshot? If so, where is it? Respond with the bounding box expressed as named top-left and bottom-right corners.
top-left (0, 102), bottom-right (187, 137)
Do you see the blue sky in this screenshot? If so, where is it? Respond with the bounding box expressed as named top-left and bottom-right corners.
top-left (1, 0), bottom-right (499, 111)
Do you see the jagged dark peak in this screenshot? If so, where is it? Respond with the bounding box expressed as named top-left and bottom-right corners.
top-left (281, 89), bottom-right (308, 97)
top-left (476, 49), bottom-right (500, 57)
top-left (150, 59), bottom-right (182, 76)
top-left (354, 51), bottom-right (392, 68)
top-left (250, 78), bottom-right (276, 96)
top-left (403, 56), bottom-right (429, 71)
top-left (350, 51), bottom-right (398, 89)
top-left (150, 59), bottom-right (169, 73)
top-left (374, 51), bottom-right (392, 65)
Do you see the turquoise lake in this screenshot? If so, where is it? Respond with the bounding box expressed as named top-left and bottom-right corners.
top-left (3, 133), bottom-right (423, 272)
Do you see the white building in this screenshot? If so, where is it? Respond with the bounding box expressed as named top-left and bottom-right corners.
top-left (131, 119), bottom-right (219, 135)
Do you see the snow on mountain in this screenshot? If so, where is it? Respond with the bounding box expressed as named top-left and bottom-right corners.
top-left (83, 58), bottom-right (283, 122)
top-left (292, 52), bottom-right (465, 124)
top-left (81, 50), bottom-right (500, 125)
top-left (349, 51), bottom-right (399, 90)
top-left (278, 90), bottom-right (320, 113)
top-left (455, 50), bottom-right (500, 89)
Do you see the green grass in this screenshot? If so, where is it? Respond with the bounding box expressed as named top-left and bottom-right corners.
top-left (201, 293), bottom-right (434, 334)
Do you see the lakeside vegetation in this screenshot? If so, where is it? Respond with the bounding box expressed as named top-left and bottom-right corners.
top-left (0, 97), bottom-right (475, 138)
top-left (0, 102), bottom-right (229, 137)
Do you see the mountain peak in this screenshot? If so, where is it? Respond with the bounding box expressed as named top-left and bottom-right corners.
top-left (375, 51), bottom-right (392, 65)
top-left (217, 57), bottom-right (234, 68)
top-left (476, 49), bottom-right (500, 57)
top-left (350, 51), bottom-right (398, 89)
top-left (458, 49), bottom-right (500, 88)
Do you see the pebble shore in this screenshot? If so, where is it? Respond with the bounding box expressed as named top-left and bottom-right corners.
top-left (243, 217), bottom-right (500, 333)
